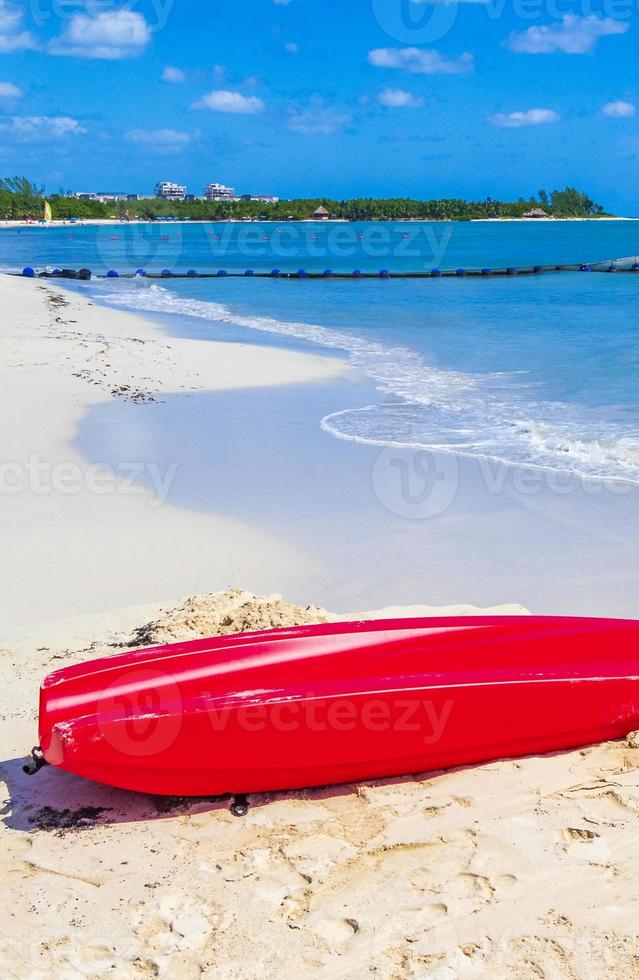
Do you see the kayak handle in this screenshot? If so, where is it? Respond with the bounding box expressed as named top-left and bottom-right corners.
top-left (23, 746), bottom-right (48, 776)
top-left (230, 794), bottom-right (249, 817)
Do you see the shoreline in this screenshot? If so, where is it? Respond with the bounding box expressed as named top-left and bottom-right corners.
top-left (1, 216), bottom-right (636, 229)
top-left (1, 274), bottom-right (528, 634)
top-left (71, 275), bottom-right (639, 619)
top-left (0, 274), bottom-right (351, 634)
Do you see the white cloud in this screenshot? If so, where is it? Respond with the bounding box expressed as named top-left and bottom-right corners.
top-left (0, 31), bottom-right (34, 53)
top-left (0, 116), bottom-right (86, 142)
top-left (368, 47), bottom-right (473, 74)
top-left (0, 81), bottom-right (21, 99)
top-left (489, 108), bottom-right (560, 127)
top-left (288, 106), bottom-right (351, 135)
top-left (192, 89), bottom-right (264, 113)
top-left (602, 99), bottom-right (635, 117)
top-left (126, 128), bottom-right (192, 153)
top-left (378, 87), bottom-right (423, 107)
top-left (0, 0), bottom-right (19, 33)
top-left (126, 128), bottom-right (191, 146)
top-left (284, 41), bottom-right (299, 54)
top-left (162, 66), bottom-right (186, 83)
top-left (50, 10), bottom-right (151, 60)
top-left (507, 15), bottom-right (627, 55)
top-left (0, 0), bottom-right (37, 52)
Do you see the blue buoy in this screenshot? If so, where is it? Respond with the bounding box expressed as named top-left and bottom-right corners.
top-left (22, 267), bottom-right (35, 277)
top-left (186, 269), bottom-right (198, 277)
top-left (352, 270), bottom-right (362, 278)
top-left (481, 268), bottom-right (492, 276)
top-left (217, 269), bottom-right (228, 277)
top-left (244, 269), bottom-right (255, 277)
top-left (52, 268), bottom-right (62, 275)
top-left (106, 270), bottom-right (119, 278)
top-left (456, 269), bottom-right (466, 277)
top-left (161, 269), bottom-right (172, 278)
top-left (270, 269), bottom-right (280, 277)
top-left (431, 269), bottom-right (441, 277)
top-left (297, 269), bottom-right (307, 278)
top-left (379, 269), bottom-right (390, 278)
top-left (135, 269), bottom-right (147, 277)
top-left (323, 269), bottom-right (333, 278)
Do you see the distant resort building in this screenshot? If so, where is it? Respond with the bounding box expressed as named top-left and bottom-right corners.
top-left (74, 192), bottom-right (139, 203)
top-left (154, 181), bottom-right (187, 201)
top-left (204, 182), bottom-right (238, 201)
top-left (72, 181), bottom-right (279, 208)
top-left (312, 205), bottom-right (330, 221)
top-left (240, 194), bottom-right (279, 204)
top-left (523, 207), bottom-right (550, 219)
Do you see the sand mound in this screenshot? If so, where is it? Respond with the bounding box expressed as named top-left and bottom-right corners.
top-left (126, 587), bottom-right (329, 646)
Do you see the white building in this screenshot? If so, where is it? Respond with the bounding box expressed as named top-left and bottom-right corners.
top-left (204, 182), bottom-right (237, 201)
top-left (154, 181), bottom-right (187, 201)
top-left (241, 194), bottom-right (279, 204)
top-left (74, 192), bottom-right (130, 203)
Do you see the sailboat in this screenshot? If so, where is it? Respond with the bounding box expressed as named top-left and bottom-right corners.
top-left (43, 200), bottom-right (52, 222)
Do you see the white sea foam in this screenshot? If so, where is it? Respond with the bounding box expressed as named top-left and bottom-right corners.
top-left (91, 279), bottom-right (639, 484)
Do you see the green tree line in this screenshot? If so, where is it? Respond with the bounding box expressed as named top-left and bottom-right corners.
top-left (0, 178), bottom-right (609, 221)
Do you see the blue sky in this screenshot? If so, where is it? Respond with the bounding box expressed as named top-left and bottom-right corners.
top-left (0, 0), bottom-right (637, 212)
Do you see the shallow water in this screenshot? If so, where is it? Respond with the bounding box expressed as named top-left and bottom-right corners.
top-left (87, 271), bottom-right (639, 482)
top-left (76, 378), bottom-right (639, 617)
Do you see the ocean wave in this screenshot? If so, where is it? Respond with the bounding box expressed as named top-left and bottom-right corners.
top-left (320, 404), bottom-right (639, 481)
top-left (91, 279), bottom-right (639, 483)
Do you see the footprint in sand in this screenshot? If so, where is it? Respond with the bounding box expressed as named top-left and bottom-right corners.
top-left (562, 827), bottom-right (599, 842)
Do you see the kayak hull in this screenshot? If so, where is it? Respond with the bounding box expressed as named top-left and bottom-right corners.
top-left (38, 616), bottom-right (639, 796)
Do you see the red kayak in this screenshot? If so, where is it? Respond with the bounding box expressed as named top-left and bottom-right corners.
top-left (32, 616), bottom-right (639, 798)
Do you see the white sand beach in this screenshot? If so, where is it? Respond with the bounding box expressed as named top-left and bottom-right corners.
top-left (0, 275), bottom-right (353, 633)
top-left (3, 274), bottom-right (639, 977)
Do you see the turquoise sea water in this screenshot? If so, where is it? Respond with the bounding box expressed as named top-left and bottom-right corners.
top-left (2, 220), bottom-right (638, 481)
top-left (3, 218), bottom-right (639, 274)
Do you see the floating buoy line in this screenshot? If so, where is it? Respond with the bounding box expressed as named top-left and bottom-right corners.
top-left (17, 257), bottom-right (639, 282)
